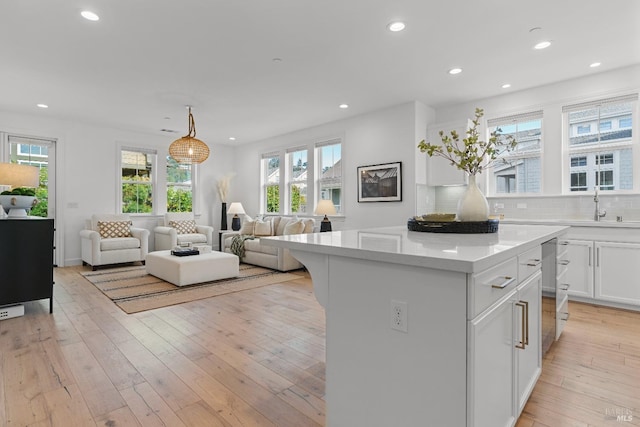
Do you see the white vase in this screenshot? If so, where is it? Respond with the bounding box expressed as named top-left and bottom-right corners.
top-left (456, 174), bottom-right (489, 221)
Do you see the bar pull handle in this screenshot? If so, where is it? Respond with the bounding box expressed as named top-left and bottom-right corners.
top-left (588, 247), bottom-right (592, 267)
top-left (560, 283), bottom-right (571, 291)
top-left (559, 240), bottom-right (570, 246)
top-left (558, 259), bottom-right (570, 266)
top-left (526, 259), bottom-right (542, 267)
top-left (515, 301), bottom-right (527, 349)
top-left (491, 276), bottom-right (516, 289)
top-left (596, 247), bottom-right (600, 267)
top-left (561, 312), bottom-right (570, 322)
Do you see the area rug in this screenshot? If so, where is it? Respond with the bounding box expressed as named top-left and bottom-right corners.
top-left (80, 264), bottom-right (302, 314)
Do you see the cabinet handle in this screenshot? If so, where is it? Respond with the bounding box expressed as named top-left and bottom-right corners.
top-left (561, 312), bottom-right (570, 322)
top-left (588, 247), bottom-right (592, 267)
top-left (526, 259), bottom-right (542, 267)
top-left (491, 276), bottom-right (516, 289)
top-left (560, 283), bottom-right (571, 291)
top-left (596, 248), bottom-right (600, 267)
top-left (559, 241), bottom-right (570, 246)
top-left (515, 301), bottom-right (527, 349)
top-left (558, 259), bottom-right (570, 266)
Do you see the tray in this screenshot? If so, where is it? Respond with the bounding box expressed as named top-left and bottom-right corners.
top-left (171, 249), bottom-right (200, 256)
top-left (407, 218), bottom-right (499, 234)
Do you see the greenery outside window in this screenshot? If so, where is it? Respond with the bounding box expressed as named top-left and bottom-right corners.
top-left (487, 111), bottom-right (543, 194)
top-left (120, 147), bottom-right (156, 214)
top-left (287, 148), bottom-right (308, 213)
top-left (262, 153), bottom-right (280, 213)
top-left (166, 156), bottom-right (193, 212)
top-left (564, 94), bottom-right (637, 192)
top-left (316, 139), bottom-right (342, 213)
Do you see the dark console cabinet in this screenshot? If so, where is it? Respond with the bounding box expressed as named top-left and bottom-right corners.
top-left (0, 218), bottom-right (54, 313)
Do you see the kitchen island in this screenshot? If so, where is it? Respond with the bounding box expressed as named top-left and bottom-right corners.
top-left (262, 224), bottom-right (568, 427)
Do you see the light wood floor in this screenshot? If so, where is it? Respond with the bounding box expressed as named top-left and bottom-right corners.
top-left (1, 266), bottom-right (638, 426)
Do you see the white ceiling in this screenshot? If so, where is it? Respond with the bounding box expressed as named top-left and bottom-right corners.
top-left (1, 0), bottom-right (638, 145)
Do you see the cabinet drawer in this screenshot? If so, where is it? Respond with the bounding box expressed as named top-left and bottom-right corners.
top-left (518, 246), bottom-right (542, 282)
top-left (556, 296), bottom-right (569, 340)
top-left (469, 257), bottom-right (518, 319)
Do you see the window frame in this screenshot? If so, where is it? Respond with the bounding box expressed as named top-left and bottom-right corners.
top-left (486, 110), bottom-right (544, 196)
top-left (563, 94), bottom-right (638, 194)
top-left (315, 138), bottom-right (343, 214)
top-left (286, 147), bottom-right (309, 214)
top-left (118, 145), bottom-right (158, 215)
top-left (166, 155), bottom-right (195, 213)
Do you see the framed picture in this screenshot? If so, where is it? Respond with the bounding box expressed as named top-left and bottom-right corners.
top-left (357, 161), bottom-right (402, 202)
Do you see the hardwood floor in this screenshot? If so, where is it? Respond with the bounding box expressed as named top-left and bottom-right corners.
top-left (1, 266), bottom-right (638, 426)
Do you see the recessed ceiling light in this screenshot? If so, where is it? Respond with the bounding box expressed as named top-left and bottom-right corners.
top-left (590, 62), bottom-right (601, 68)
top-left (534, 41), bottom-right (551, 50)
top-left (387, 22), bottom-right (406, 32)
top-left (81, 10), bottom-right (100, 21)
top-left (272, 58), bottom-right (282, 63)
top-left (229, 137), bottom-right (236, 141)
top-left (36, 104), bottom-right (48, 109)
top-left (339, 104), bottom-right (349, 109)
top-left (448, 68), bottom-right (462, 75)
top-left (501, 84), bottom-right (511, 89)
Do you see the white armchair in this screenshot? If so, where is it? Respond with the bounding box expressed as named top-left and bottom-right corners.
top-left (154, 212), bottom-right (213, 251)
top-left (80, 214), bottom-right (150, 270)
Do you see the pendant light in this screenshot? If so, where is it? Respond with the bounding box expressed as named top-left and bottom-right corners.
top-left (169, 106), bottom-right (210, 164)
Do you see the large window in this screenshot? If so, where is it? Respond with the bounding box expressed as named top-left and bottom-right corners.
top-left (565, 95), bottom-right (637, 192)
top-left (287, 148), bottom-right (308, 213)
top-left (120, 147), bottom-right (156, 213)
top-left (316, 139), bottom-right (342, 213)
top-left (166, 156), bottom-right (193, 212)
top-left (487, 111), bottom-right (543, 194)
top-left (262, 153), bottom-right (280, 213)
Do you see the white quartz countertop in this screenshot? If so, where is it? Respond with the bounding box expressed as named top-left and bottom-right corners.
top-left (500, 218), bottom-right (640, 228)
top-left (262, 224), bottom-right (568, 273)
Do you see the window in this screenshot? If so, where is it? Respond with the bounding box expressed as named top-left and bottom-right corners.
top-left (262, 153), bottom-right (280, 213)
top-left (577, 124), bottom-right (591, 134)
top-left (565, 94), bottom-right (637, 192)
top-left (166, 156), bottom-right (192, 212)
top-left (316, 139), bottom-right (343, 213)
top-left (6, 135), bottom-right (55, 218)
top-left (287, 148), bottom-right (308, 213)
top-left (487, 111), bottom-right (543, 194)
top-left (120, 147), bottom-right (156, 213)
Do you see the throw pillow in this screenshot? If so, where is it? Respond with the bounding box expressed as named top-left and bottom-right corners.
top-left (254, 219), bottom-right (273, 236)
top-left (276, 217), bottom-right (291, 236)
top-left (302, 218), bottom-right (315, 233)
top-left (169, 219), bottom-right (197, 234)
top-left (239, 218), bottom-right (255, 235)
top-left (98, 220), bottom-right (132, 238)
top-left (283, 219), bottom-right (305, 235)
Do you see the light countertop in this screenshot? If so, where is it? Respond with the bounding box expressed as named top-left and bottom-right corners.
top-left (262, 224), bottom-right (568, 273)
top-left (499, 218), bottom-right (640, 228)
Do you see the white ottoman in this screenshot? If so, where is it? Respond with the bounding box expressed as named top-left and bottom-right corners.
top-left (145, 250), bottom-right (239, 286)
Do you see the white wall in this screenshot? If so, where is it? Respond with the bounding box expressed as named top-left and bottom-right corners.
top-left (0, 110), bottom-right (234, 266)
top-left (432, 64), bottom-right (640, 219)
top-left (231, 101), bottom-right (434, 231)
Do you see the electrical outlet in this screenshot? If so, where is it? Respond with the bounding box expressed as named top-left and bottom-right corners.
top-left (390, 300), bottom-right (408, 333)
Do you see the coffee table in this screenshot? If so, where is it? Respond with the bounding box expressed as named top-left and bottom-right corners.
top-left (145, 250), bottom-right (239, 286)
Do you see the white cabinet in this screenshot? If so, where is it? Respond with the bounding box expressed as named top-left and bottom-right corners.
top-left (469, 292), bottom-right (517, 427)
top-left (469, 256), bottom-right (542, 426)
top-left (595, 241), bottom-right (640, 305)
top-left (426, 122), bottom-right (468, 186)
top-left (516, 271), bottom-right (542, 415)
top-left (562, 238), bottom-right (640, 307)
top-left (561, 239), bottom-right (593, 298)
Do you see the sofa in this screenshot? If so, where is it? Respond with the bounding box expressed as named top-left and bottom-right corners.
top-left (221, 216), bottom-right (316, 271)
top-left (80, 213), bottom-right (150, 270)
top-left (154, 212), bottom-right (214, 251)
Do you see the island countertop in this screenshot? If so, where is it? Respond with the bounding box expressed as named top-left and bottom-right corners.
top-left (261, 223), bottom-right (568, 273)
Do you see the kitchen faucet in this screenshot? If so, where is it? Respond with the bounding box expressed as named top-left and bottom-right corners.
top-left (594, 188), bottom-right (606, 221)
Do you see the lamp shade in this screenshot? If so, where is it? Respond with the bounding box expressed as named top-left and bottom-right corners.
top-left (0, 163), bottom-right (40, 188)
top-left (169, 106), bottom-right (210, 164)
top-left (315, 199), bottom-right (337, 216)
top-left (227, 202), bottom-right (246, 215)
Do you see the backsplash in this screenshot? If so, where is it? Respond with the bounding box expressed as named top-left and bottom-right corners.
top-left (432, 186), bottom-right (640, 222)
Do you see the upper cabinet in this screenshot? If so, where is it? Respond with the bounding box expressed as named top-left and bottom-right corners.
top-left (426, 121), bottom-right (468, 186)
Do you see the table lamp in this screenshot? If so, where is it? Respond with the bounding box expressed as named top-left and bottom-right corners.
top-left (0, 163), bottom-right (40, 217)
top-left (315, 199), bottom-right (336, 232)
top-left (227, 202), bottom-right (246, 231)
